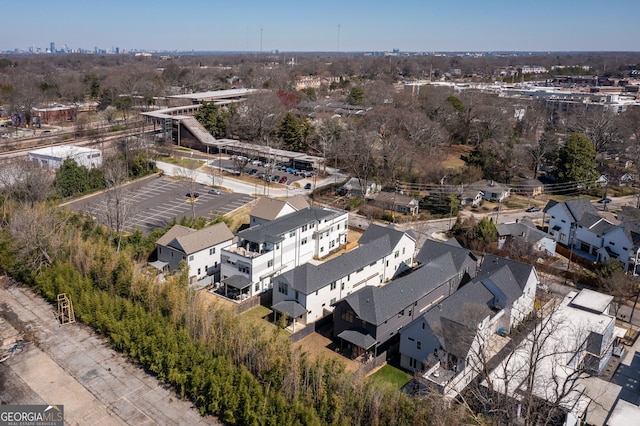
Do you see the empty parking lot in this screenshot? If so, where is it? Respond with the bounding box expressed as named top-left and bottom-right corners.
top-left (64, 176), bottom-right (254, 235)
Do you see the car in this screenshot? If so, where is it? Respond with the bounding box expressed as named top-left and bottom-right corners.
top-left (304, 183), bottom-right (312, 190)
top-left (251, 159), bottom-right (263, 166)
top-left (285, 167), bottom-right (297, 174)
top-left (525, 206), bottom-right (540, 212)
top-left (248, 169), bottom-right (258, 175)
top-left (208, 189), bottom-right (221, 195)
top-left (186, 192), bottom-right (200, 198)
top-left (279, 176), bottom-right (288, 184)
top-left (257, 173), bottom-right (267, 179)
top-left (271, 175), bottom-right (280, 182)
top-left (598, 198), bottom-right (612, 204)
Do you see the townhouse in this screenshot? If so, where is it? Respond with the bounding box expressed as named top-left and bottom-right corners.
top-left (154, 222), bottom-right (234, 282)
top-left (332, 238), bottom-right (475, 360)
top-left (399, 255), bottom-right (538, 397)
top-left (271, 224), bottom-right (416, 325)
top-left (220, 206), bottom-right (349, 298)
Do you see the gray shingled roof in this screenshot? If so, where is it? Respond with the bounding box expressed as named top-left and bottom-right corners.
top-left (414, 255), bottom-right (533, 358)
top-left (564, 198), bottom-right (598, 221)
top-left (423, 281), bottom-right (497, 358)
top-left (284, 237), bottom-right (394, 295)
top-left (477, 254), bottom-right (534, 293)
top-left (358, 223), bottom-right (415, 248)
top-left (342, 264), bottom-right (450, 326)
top-left (415, 238), bottom-right (475, 270)
top-left (496, 220), bottom-right (550, 245)
top-left (238, 207), bottom-right (341, 243)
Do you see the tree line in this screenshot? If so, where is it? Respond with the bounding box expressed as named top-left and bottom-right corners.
top-left (0, 200), bottom-right (472, 425)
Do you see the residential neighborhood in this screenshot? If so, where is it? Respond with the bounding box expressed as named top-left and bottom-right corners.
top-left (3, 32), bottom-right (640, 425)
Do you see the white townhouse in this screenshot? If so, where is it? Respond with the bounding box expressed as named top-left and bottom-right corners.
top-left (154, 223), bottom-right (234, 282)
top-left (544, 198), bottom-right (599, 246)
top-left (271, 224), bottom-right (416, 325)
top-left (399, 255), bottom-right (538, 399)
top-left (220, 207), bottom-right (349, 298)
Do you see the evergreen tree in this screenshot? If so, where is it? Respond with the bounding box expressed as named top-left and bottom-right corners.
top-left (556, 132), bottom-right (598, 187)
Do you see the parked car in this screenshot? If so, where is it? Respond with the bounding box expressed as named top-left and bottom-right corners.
top-left (248, 169), bottom-right (258, 175)
top-left (285, 167), bottom-right (297, 174)
top-left (208, 189), bottom-right (221, 195)
top-left (186, 192), bottom-right (200, 198)
top-left (257, 173), bottom-right (267, 180)
top-left (271, 175), bottom-right (280, 182)
top-left (525, 206), bottom-right (540, 212)
top-left (279, 176), bottom-right (288, 184)
top-left (251, 159), bottom-right (263, 166)
top-left (598, 198), bottom-right (612, 204)
top-left (304, 183), bottom-right (312, 190)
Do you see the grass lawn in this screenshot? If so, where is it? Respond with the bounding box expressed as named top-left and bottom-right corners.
top-left (239, 304), bottom-right (289, 338)
top-left (368, 364), bottom-right (411, 390)
top-left (159, 155), bottom-right (204, 170)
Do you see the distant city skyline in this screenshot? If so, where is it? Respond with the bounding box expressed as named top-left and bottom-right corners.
top-left (3, 0), bottom-right (639, 53)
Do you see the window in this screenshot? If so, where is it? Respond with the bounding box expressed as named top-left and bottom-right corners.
top-left (408, 337), bottom-right (415, 342)
top-left (278, 282), bottom-right (288, 295)
top-left (289, 231), bottom-right (295, 238)
top-left (158, 247), bottom-right (162, 254)
top-left (189, 255), bottom-right (194, 261)
top-left (302, 224), bottom-right (308, 232)
top-left (255, 283), bottom-right (260, 292)
top-left (197, 268), bottom-right (201, 275)
top-left (301, 237), bottom-right (308, 245)
top-left (341, 283), bottom-right (344, 290)
top-left (421, 322), bottom-right (425, 329)
top-left (330, 282), bottom-right (336, 290)
top-left (409, 357), bottom-right (417, 369)
top-left (337, 223), bottom-right (340, 230)
top-left (394, 251), bottom-right (399, 258)
top-left (342, 310), bottom-right (354, 323)
top-left (417, 341), bottom-right (422, 350)
top-left (268, 259), bottom-right (273, 267)
top-left (238, 265), bottom-right (250, 274)
top-left (214, 261), bottom-right (218, 268)
top-left (295, 290), bottom-right (299, 300)
top-left (209, 247), bottom-right (216, 255)
top-left (356, 267), bottom-right (364, 273)
top-left (330, 297), bottom-right (336, 305)
top-left (320, 247), bottom-right (324, 252)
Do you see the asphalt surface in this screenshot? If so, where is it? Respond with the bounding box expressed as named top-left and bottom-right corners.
top-left (63, 176), bottom-right (253, 235)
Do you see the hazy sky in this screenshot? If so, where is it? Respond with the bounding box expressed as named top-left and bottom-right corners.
top-left (4, 0), bottom-right (639, 52)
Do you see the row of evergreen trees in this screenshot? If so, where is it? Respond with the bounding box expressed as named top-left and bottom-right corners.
top-left (0, 203), bottom-right (471, 425)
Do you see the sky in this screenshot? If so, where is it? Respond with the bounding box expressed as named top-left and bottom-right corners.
top-left (3, 0), bottom-right (640, 53)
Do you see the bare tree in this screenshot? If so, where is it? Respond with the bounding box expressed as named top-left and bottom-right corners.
top-left (6, 203), bottom-right (69, 275)
top-left (570, 106), bottom-right (622, 154)
top-left (175, 166), bottom-right (200, 219)
top-left (99, 156), bottom-right (134, 251)
top-left (463, 299), bottom-right (604, 426)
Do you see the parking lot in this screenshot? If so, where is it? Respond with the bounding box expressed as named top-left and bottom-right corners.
top-left (64, 176), bottom-right (254, 235)
top-left (215, 158), bottom-right (313, 186)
